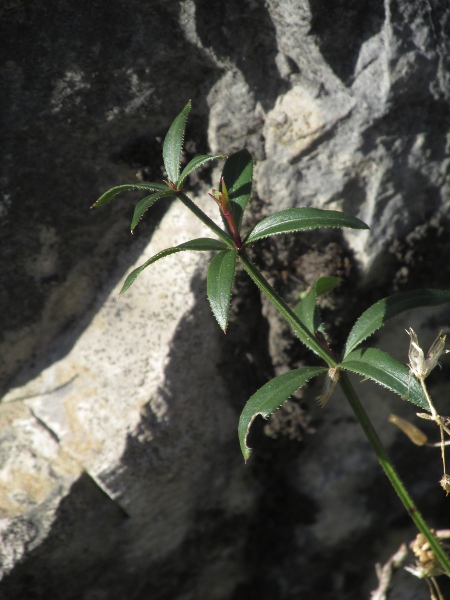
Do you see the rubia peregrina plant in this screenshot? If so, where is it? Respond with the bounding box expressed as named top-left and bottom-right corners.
top-left (92, 102), bottom-right (450, 580)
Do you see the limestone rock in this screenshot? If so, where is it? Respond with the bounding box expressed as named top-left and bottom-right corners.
top-left (1, 200), bottom-right (256, 599)
top-left (2, 0), bottom-right (450, 598)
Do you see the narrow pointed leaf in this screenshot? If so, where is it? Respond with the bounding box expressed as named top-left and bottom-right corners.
top-left (344, 289), bottom-right (450, 357)
top-left (163, 100), bottom-right (191, 184)
top-left (120, 238), bottom-right (228, 295)
top-left (220, 149), bottom-right (253, 232)
top-left (178, 154), bottom-right (227, 188)
top-left (91, 182), bottom-right (168, 208)
top-left (130, 189), bottom-right (176, 231)
top-left (239, 367), bottom-right (327, 461)
top-left (340, 348), bottom-right (428, 410)
top-left (207, 249), bottom-right (237, 332)
top-left (245, 208), bottom-right (369, 245)
top-left (293, 276), bottom-right (342, 334)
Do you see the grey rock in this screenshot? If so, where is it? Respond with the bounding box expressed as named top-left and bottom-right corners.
top-left (2, 0), bottom-right (450, 599)
top-left (1, 202), bottom-right (257, 599)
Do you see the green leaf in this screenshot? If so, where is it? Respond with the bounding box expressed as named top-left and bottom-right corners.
top-left (220, 149), bottom-right (253, 232)
top-left (344, 289), bottom-right (450, 357)
top-left (293, 276), bottom-right (342, 334)
top-left (339, 348), bottom-right (428, 410)
top-left (163, 101), bottom-right (191, 184)
top-left (244, 208), bottom-right (369, 245)
top-left (238, 367), bottom-right (328, 461)
top-left (91, 182), bottom-right (168, 209)
top-left (178, 154), bottom-right (227, 188)
top-left (120, 238), bottom-right (228, 295)
top-left (130, 189), bottom-right (175, 231)
top-left (293, 284), bottom-right (319, 334)
top-left (315, 276), bottom-right (342, 296)
top-left (207, 249), bottom-right (237, 332)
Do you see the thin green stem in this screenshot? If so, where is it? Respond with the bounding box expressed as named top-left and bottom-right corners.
top-left (178, 193), bottom-right (234, 248)
top-left (339, 372), bottom-right (450, 577)
top-left (240, 251), bottom-right (450, 576)
top-left (239, 252), bottom-right (336, 366)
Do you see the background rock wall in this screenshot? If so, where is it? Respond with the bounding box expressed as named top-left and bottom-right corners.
top-left (2, 1), bottom-right (450, 598)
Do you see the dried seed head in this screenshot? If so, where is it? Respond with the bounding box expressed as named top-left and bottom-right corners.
top-left (408, 532), bottom-right (446, 578)
top-left (406, 328), bottom-right (448, 381)
top-left (440, 474), bottom-right (450, 495)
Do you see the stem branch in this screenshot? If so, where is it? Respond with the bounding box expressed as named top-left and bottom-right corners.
top-left (339, 373), bottom-right (450, 576)
top-left (178, 193), bottom-right (235, 248)
top-left (239, 252), bottom-right (450, 577)
top-left (239, 252), bottom-right (336, 366)
top-left (420, 378), bottom-right (448, 474)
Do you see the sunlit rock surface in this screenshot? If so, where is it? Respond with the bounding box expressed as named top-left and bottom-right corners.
top-left (2, 1), bottom-right (450, 598)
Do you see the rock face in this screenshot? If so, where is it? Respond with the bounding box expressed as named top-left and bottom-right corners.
top-left (2, 1), bottom-right (450, 599)
top-left (1, 207), bottom-right (257, 599)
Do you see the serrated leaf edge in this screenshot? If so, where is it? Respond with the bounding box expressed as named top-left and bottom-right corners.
top-left (206, 249), bottom-right (237, 332)
top-left (343, 289), bottom-right (450, 357)
top-left (240, 367), bottom-right (327, 461)
top-left (91, 182), bottom-right (168, 209)
top-left (244, 209), bottom-right (368, 245)
top-left (178, 154), bottom-right (227, 188)
top-left (339, 350), bottom-right (428, 410)
top-left (130, 189), bottom-right (175, 231)
top-left (120, 238), bottom-right (229, 295)
top-left (163, 101), bottom-right (191, 184)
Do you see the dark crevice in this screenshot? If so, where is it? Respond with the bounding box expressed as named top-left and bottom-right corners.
top-left (0, 473), bottom-right (128, 600)
top-left (194, 0), bottom-right (281, 111)
top-left (309, 0), bottom-right (385, 84)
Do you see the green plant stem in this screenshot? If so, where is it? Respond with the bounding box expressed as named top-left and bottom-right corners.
top-left (239, 252), bottom-right (336, 366)
top-left (178, 193), bottom-right (235, 248)
top-left (240, 251), bottom-right (450, 577)
top-left (339, 373), bottom-right (450, 576)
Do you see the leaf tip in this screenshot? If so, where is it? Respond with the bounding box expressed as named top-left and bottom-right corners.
top-left (240, 413), bottom-right (259, 462)
top-left (242, 441), bottom-right (252, 463)
top-left (120, 282), bottom-right (132, 295)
